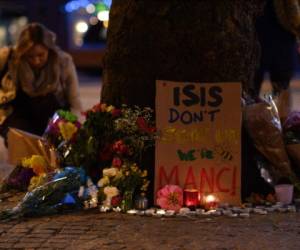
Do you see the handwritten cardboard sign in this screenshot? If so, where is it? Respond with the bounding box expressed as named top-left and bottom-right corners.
top-left (155, 80), bottom-right (241, 205)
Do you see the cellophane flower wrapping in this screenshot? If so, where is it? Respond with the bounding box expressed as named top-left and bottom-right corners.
top-left (43, 110), bottom-right (81, 148)
top-left (283, 111), bottom-right (300, 175)
top-left (0, 167), bottom-right (84, 220)
top-left (244, 96), bottom-right (294, 183)
top-left (43, 110), bottom-right (81, 167)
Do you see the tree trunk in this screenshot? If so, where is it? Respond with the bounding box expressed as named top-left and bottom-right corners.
top-left (101, 0), bottom-right (265, 108)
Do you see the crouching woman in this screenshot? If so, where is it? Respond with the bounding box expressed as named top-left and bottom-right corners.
top-left (0, 23), bottom-right (82, 146)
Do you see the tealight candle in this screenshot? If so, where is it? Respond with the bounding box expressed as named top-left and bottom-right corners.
top-left (204, 194), bottom-right (219, 210)
top-left (184, 189), bottom-right (199, 208)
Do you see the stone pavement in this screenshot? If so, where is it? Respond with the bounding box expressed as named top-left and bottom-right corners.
top-left (0, 196), bottom-right (300, 250)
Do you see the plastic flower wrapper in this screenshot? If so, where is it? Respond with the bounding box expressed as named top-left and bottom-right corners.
top-left (43, 110), bottom-right (81, 148)
top-left (283, 111), bottom-right (300, 145)
top-left (243, 95), bottom-right (296, 184)
top-left (78, 177), bottom-right (99, 209)
top-left (282, 111), bottom-right (300, 177)
top-left (156, 185), bottom-right (183, 211)
top-left (0, 166), bottom-right (83, 220)
top-left (3, 165), bottom-right (35, 192)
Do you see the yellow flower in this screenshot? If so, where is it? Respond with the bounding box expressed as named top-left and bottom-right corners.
top-left (31, 155), bottom-right (47, 175)
top-left (97, 176), bottom-right (110, 187)
top-left (141, 180), bottom-right (150, 191)
top-left (22, 157), bottom-right (32, 168)
top-left (28, 174), bottom-right (47, 191)
top-left (22, 155), bottom-right (47, 175)
top-left (103, 167), bottom-right (118, 177)
top-left (58, 121), bottom-right (78, 141)
top-left (130, 164), bottom-right (138, 172)
top-left (104, 186), bottom-right (119, 198)
top-left (106, 105), bottom-right (115, 113)
top-left (141, 170), bottom-right (147, 177)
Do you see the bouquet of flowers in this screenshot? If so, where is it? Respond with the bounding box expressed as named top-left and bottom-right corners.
top-left (97, 161), bottom-right (149, 211)
top-left (2, 155), bottom-right (50, 192)
top-left (21, 155), bottom-right (51, 191)
top-left (65, 103), bottom-right (156, 180)
top-left (0, 167), bottom-right (83, 220)
top-left (43, 110), bottom-right (81, 148)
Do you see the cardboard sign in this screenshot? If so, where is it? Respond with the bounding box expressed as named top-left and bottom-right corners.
top-left (155, 80), bottom-right (241, 205)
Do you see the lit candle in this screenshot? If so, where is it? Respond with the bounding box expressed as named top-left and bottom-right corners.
top-left (184, 189), bottom-right (199, 208)
top-left (204, 194), bottom-right (219, 210)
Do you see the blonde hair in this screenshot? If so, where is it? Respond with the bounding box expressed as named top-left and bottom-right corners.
top-left (15, 23), bottom-right (57, 59)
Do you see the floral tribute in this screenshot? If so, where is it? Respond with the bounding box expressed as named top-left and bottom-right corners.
top-left (0, 103), bottom-right (156, 219)
top-left (43, 110), bottom-right (81, 148)
top-left (21, 155), bottom-right (50, 191)
top-left (2, 155), bottom-right (51, 192)
top-left (97, 162), bottom-right (149, 209)
top-left (60, 103), bottom-right (156, 210)
top-left (64, 103), bottom-right (156, 178)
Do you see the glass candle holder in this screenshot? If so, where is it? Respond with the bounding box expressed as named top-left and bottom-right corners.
top-left (184, 189), bottom-right (199, 208)
top-left (134, 193), bottom-right (149, 210)
top-left (204, 194), bottom-right (219, 210)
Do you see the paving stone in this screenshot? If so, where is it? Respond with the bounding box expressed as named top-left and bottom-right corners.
top-left (0, 237), bottom-right (19, 243)
top-left (31, 229), bottom-right (56, 234)
top-left (7, 228), bottom-right (30, 234)
top-left (13, 242), bottom-right (42, 248)
top-left (18, 237), bottom-right (46, 243)
top-left (24, 233), bottom-right (53, 239)
top-left (0, 242), bottom-right (14, 248)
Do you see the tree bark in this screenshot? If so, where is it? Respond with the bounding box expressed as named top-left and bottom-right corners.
top-left (101, 0), bottom-right (266, 108)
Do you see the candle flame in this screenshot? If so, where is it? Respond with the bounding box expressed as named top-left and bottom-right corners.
top-left (205, 194), bottom-right (216, 203)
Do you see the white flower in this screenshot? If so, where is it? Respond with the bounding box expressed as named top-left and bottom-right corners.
top-left (103, 167), bottom-right (118, 177)
top-left (97, 176), bottom-right (110, 187)
top-left (104, 186), bottom-right (119, 198)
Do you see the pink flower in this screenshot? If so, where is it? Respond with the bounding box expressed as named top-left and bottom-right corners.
top-left (111, 195), bottom-right (122, 207)
top-left (136, 117), bottom-right (156, 133)
top-left (156, 185), bottom-right (183, 211)
top-left (112, 157), bottom-right (122, 168)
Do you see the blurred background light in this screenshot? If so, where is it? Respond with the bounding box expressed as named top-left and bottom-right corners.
top-left (89, 16), bottom-right (99, 25)
top-left (97, 10), bottom-right (109, 21)
top-left (75, 21), bottom-right (88, 33)
top-left (86, 4), bottom-right (96, 14)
